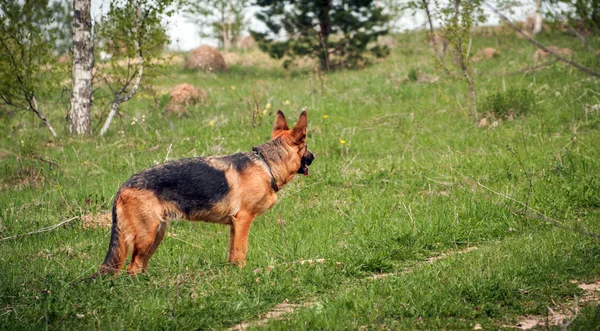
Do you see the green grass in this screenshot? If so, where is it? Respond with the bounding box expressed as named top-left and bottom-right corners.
top-left (1, 29), bottom-right (600, 329)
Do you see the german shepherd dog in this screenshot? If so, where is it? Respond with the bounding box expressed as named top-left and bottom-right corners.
top-left (97, 111), bottom-right (314, 276)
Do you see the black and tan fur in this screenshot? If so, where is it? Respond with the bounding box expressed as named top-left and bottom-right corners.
top-left (97, 111), bottom-right (314, 276)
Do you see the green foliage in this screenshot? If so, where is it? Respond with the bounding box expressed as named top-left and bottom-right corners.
top-left (567, 304), bottom-right (600, 329)
top-left (251, 0), bottom-right (391, 70)
top-left (157, 92), bottom-right (172, 111)
top-left (437, 0), bottom-right (485, 65)
top-left (408, 67), bottom-right (419, 82)
top-left (184, 0), bottom-right (248, 49)
top-left (481, 88), bottom-right (536, 118)
top-left (546, 0), bottom-right (600, 31)
top-left (0, 0), bottom-right (60, 112)
top-left (48, 0), bottom-right (73, 55)
top-left (96, 0), bottom-right (171, 61)
top-left (94, 0), bottom-right (175, 109)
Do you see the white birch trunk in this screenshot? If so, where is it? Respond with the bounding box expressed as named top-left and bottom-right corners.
top-left (99, 63), bottom-right (144, 136)
top-left (532, 0), bottom-right (543, 35)
top-left (70, 0), bottom-right (93, 135)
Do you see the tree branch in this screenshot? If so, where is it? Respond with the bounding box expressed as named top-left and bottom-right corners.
top-left (0, 217), bottom-right (78, 242)
top-left (477, 182), bottom-right (600, 240)
top-left (0, 29), bottom-right (58, 137)
top-left (483, 1), bottom-right (600, 79)
top-left (99, 62), bottom-right (143, 136)
top-left (550, 8), bottom-right (597, 57)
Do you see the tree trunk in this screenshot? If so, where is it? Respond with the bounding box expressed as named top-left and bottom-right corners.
top-left (99, 63), bottom-right (144, 136)
top-left (318, 0), bottom-right (331, 71)
top-left (70, 0), bottom-right (93, 135)
top-left (220, 5), bottom-right (230, 50)
top-left (532, 0), bottom-right (543, 35)
top-left (99, 4), bottom-right (144, 136)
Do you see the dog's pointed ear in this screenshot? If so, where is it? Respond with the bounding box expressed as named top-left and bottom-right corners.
top-left (272, 110), bottom-right (289, 138)
top-left (292, 111), bottom-right (307, 142)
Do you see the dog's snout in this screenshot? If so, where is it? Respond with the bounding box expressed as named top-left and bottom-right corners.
top-left (304, 151), bottom-right (315, 165)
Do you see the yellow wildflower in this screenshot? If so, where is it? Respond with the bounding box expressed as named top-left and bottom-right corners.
top-left (284, 100), bottom-right (290, 105)
top-left (323, 115), bottom-right (329, 119)
top-left (266, 103), bottom-right (272, 110)
top-left (209, 120), bottom-right (215, 127)
top-left (340, 139), bottom-right (345, 144)
top-left (262, 109), bottom-right (267, 115)
top-left (231, 86), bottom-right (236, 90)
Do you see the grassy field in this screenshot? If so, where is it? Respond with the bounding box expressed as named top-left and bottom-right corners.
top-left (1, 28), bottom-right (600, 330)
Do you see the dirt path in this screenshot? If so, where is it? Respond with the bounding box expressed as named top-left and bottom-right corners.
top-left (513, 280), bottom-right (600, 330)
top-left (228, 246), bottom-right (479, 330)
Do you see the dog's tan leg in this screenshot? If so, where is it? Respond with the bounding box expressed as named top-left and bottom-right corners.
top-left (141, 222), bottom-right (167, 272)
top-left (228, 211), bottom-right (255, 266)
top-left (126, 222), bottom-right (160, 275)
top-left (122, 194), bottom-right (162, 276)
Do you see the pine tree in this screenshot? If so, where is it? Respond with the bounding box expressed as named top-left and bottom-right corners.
top-left (251, 0), bottom-right (390, 70)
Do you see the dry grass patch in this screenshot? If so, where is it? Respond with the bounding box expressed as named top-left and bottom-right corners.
top-left (533, 46), bottom-right (574, 62)
top-left (80, 212), bottom-right (112, 230)
top-left (0, 168), bottom-right (47, 192)
top-left (473, 47), bottom-right (500, 61)
top-left (222, 48), bottom-right (318, 70)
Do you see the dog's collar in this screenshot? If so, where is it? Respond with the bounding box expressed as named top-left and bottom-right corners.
top-left (252, 147), bottom-right (279, 193)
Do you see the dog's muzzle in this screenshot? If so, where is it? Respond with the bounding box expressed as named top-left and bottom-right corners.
top-left (297, 151), bottom-right (314, 176)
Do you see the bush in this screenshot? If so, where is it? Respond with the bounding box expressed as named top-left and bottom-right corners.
top-left (408, 68), bottom-right (419, 82)
top-left (481, 88), bottom-right (536, 118)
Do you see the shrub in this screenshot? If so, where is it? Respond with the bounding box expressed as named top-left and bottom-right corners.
top-left (408, 68), bottom-right (419, 82)
top-left (481, 88), bottom-right (536, 118)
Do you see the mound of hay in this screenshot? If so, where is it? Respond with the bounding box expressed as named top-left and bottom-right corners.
top-left (168, 83), bottom-right (207, 115)
top-left (186, 45), bottom-right (227, 71)
top-left (472, 47), bottom-right (500, 62)
top-left (534, 46), bottom-right (574, 62)
top-left (477, 47), bottom-right (500, 59)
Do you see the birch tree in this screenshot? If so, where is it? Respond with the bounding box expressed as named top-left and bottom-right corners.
top-left (532, 0), bottom-right (543, 35)
top-left (97, 0), bottom-right (174, 136)
top-left (70, 0), bottom-right (93, 135)
top-left (0, 0), bottom-right (59, 137)
top-left (185, 0), bottom-right (248, 50)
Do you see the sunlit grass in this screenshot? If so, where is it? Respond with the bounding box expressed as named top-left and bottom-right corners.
top-left (1, 30), bottom-right (600, 329)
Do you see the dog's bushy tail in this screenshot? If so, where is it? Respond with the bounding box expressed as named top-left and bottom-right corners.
top-left (95, 202), bottom-right (128, 277)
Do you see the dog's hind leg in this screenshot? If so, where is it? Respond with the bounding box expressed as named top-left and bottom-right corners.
top-left (228, 210), bottom-right (256, 266)
top-left (141, 222), bottom-right (167, 272)
top-left (117, 189), bottom-right (163, 276)
top-left (126, 219), bottom-right (160, 275)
